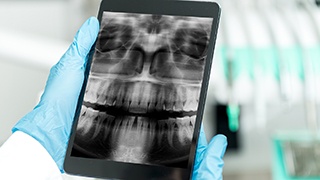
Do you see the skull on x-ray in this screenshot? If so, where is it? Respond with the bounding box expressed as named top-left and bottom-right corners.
top-left (72, 12), bottom-right (213, 167)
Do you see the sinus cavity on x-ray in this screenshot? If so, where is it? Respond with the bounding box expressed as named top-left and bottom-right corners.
top-left (71, 11), bottom-right (213, 168)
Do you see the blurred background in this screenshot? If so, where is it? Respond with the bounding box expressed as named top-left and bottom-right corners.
top-left (1, 0), bottom-right (320, 179)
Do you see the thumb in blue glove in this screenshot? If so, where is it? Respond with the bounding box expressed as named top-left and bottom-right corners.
top-left (192, 126), bottom-right (228, 180)
top-left (12, 17), bottom-right (100, 172)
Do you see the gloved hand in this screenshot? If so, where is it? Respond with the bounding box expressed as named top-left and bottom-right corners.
top-left (12, 17), bottom-right (100, 172)
top-left (192, 127), bottom-right (228, 180)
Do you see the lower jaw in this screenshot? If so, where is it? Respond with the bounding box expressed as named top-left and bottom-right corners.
top-left (73, 112), bottom-right (195, 166)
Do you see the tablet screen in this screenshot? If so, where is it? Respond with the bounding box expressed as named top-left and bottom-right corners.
top-left (71, 11), bottom-right (213, 169)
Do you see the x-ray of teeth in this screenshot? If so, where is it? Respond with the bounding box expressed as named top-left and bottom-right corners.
top-left (71, 11), bottom-right (213, 168)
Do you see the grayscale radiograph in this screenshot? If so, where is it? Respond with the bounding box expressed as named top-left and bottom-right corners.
top-left (71, 11), bottom-right (213, 168)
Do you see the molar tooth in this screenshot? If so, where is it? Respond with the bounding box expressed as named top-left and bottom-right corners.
top-left (77, 107), bottom-right (99, 135)
top-left (96, 80), bottom-right (110, 105)
top-left (183, 87), bottom-right (199, 111)
top-left (92, 111), bottom-right (107, 139)
top-left (176, 117), bottom-right (193, 145)
top-left (84, 77), bottom-right (100, 103)
top-left (105, 81), bottom-right (118, 106)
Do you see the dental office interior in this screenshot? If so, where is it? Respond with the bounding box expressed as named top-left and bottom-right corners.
top-left (1, 0), bottom-right (320, 179)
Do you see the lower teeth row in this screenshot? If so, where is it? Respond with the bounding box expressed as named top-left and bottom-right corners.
top-left (76, 105), bottom-right (196, 148)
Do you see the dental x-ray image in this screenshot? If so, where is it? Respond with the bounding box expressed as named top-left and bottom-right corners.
top-left (71, 11), bottom-right (213, 168)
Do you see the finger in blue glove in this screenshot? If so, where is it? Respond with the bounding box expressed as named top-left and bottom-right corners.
top-left (193, 126), bottom-right (228, 180)
top-left (12, 17), bottom-right (100, 172)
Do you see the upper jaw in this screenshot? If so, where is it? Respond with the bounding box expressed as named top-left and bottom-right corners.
top-left (84, 75), bottom-right (201, 114)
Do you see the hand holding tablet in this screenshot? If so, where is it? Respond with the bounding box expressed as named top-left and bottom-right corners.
top-left (64, 0), bottom-right (222, 179)
top-left (13, 0), bottom-right (225, 179)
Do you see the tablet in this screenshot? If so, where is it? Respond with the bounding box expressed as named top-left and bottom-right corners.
top-left (64, 0), bottom-right (220, 179)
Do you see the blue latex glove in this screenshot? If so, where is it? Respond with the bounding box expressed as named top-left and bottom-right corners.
top-left (192, 127), bottom-right (228, 180)
top-left (12, 17), bottom-right (100, 172)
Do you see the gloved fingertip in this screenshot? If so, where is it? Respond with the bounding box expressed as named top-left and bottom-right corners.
top-left (207, 134), bottom-right (228, 159)
top-left (73, 17), bottom-right (100, 57)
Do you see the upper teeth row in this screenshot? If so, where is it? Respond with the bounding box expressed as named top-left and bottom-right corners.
top-left (84, 75), bottom-right (201, 112)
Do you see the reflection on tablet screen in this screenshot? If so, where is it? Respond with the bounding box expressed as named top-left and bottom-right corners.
top-left (71, 11), bottom-right (213, 169)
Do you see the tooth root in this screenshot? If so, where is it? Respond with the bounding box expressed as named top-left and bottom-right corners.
top-left (77, 107), bottom-right (99, 135)
top-left (103, 115), bottom-right (115, 140)
top-left (147, 121), bottom-right (156, 144)
top-left (92, 112), bottom-right (107, 139)
top-left (157, 120), bottom-right (166, 146)
top-left (167, 118), bottom-right (176, 147)
top-left (121, 116), bottom-right (135, 133)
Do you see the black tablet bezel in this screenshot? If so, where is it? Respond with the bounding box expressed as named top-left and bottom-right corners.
top-left (64, 0), bottom-right (220, 179)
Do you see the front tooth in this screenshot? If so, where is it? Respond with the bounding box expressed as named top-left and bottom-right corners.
top-left (140, 82), bottom-right (152, 112)
top-left (155, 86), bottom-right (165, 111)
top-left (123, 82), bottom-right (134, 111)
top-left (129, 83), bottom-right (147, 113)
top-left (77, 107), bottom-right (99, 135)
top-left (92, 111), bottom-right (107, 139)
top-left (147, 84), bottom-right (158, 113)
top-left (165, 85), bottom-right (175, 111)
top-left (115, 83), bottom-right (126, 109)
